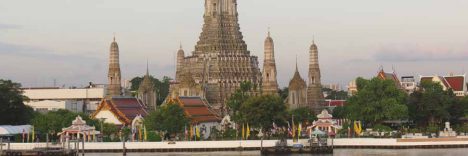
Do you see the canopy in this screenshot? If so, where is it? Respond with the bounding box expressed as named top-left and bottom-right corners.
top-left (0, 125), bottom-right (32, 136)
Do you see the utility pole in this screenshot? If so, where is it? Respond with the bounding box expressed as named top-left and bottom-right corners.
top-left (81, 139), bottom-right (85, 156)
top-left (0, 138), bottom-right (3, 156)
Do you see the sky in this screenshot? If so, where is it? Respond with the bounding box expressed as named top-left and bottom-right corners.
top-left (1, 0), bottom-right (468, 89)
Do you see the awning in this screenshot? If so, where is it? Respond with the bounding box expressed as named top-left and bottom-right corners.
top-left (0, 125), bottom-right (32, 136)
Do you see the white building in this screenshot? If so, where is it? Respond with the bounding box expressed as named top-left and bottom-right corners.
top-left (401, 76), bottom-right (417, 94)
top-left (23, 86), bottom-right (105, 113)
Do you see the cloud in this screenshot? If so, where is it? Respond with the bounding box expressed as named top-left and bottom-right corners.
top-left (0, 42), bottom-right (101, 62)
top-left (373, 44), bottom-right (468, 62)
top-left (0, 23), bottom-right (20, 30)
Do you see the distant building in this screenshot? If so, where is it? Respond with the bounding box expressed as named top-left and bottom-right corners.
top-left (420, 74), bottom-right (467, 97)
top-left (323, 99), bottom-right (346, 110)
top-left (285, 40), bottom-right (324, 113)
top-left (323, 84), bottom-right (341, 91)
top-left (347, 79), bottom-right (357, 96)
top-left (22, 86), bottom-right (105, 113)
top-left (137, 63), bottom-right (157, 111)
top-left (401, 76), bottom-right (417, 94)
top-left (286, 63), bottom-right (307, 110)
top-left (377, 68), bottom-right (403, 89)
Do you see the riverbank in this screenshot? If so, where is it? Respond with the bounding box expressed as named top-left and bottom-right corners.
top-left (3, 138), bottom-right (468, 153)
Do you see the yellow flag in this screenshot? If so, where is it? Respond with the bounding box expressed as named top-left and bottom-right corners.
top-left (139, 126), bottom-right (142, 141)
top-left (189, 125), bottom-right (193, 140)
top-left (143, 125), bottom-right (147, 142)
top-left (241, 124), bottom-right (245, 140)
top-left (298, 123), bottom-right (302, 139)
top-left (31, 126), bottom-right (35, 142)
top-left (354, 121), bottom-right (362, 136)
top-left (246, 124), bottom-right (250, 140)
top-left (196, 126), bottom-right (200, 138)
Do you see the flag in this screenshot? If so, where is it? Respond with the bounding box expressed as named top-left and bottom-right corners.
top-left (139, 126), bottom-right (142, 141)
top-left (184, 125), bottom-right (188, 140)
top-left (144, 125), bottom-right (147, 142)
top-left (189, 125), bottom-right (193, 140)
top-left (31, 126), bottom-right (35, 142)
top-left (292, 116), bottom-right (296, 139)
top-left (93, 130), bottom-right (96, 142)
top-left (287, 122), bottom-right (292, 136)
top-left (241, 124), bottom-right (245, 140)
top-left (196, 125), bottom-right (200, 138)
top-left (354, 121), bottom-right (362, 136)
top-left (298, 123), bottom-right (302, 140)
top-left (246, 123), bottom-right (250, 140)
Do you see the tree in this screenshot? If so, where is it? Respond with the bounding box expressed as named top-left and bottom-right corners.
top-left (332, 106), bottom-right (347, 119)
top-left (144, 102), bottom-right (189, 134)
top-left (226, 81), bottom-right (252, 122)
top-left (278, 87), bottom-right (289, 101)
top-left (0, 79), bottom-right (34, 125)
top-left (344, 77), bottom-right (408, 127)
top-left (30, 109), bottom-right (98, 140)
top-left (408, 81), bottom-right (456, 127)
top-left (241, 95), bottom-right (288, 131)
top-left (323, 88), bottom-right (348, 100)
top-left (288, 108), bottom-right (317, 124)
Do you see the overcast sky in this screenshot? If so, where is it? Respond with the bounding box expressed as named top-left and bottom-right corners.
top-left (1, 0), bottom-right (467, 88)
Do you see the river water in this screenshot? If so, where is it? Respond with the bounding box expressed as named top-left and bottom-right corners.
top-left (86, 148), bottom-right (468, 156)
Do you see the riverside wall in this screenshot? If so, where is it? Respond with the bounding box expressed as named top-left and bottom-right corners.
top-left (4, 138), bottom-right (468, 152)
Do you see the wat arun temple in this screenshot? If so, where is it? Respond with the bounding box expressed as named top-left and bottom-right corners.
top-left (166, 0), bottom-right (323, 114)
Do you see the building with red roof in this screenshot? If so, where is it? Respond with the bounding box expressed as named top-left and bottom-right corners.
top-left (91, 97), bottom-right (148, 126)
top-left (420, 74), bottom-right (467, 97)
top-left (166, 96), bottom-right (221, 139)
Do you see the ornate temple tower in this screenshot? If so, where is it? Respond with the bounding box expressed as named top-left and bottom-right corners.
top-left (287, 62), bottom-right (307, 109)
top-left (261, 30), bottom-right (279, 95)
top-left (107, 36), bottom-right (122, 97)
top-left (176, 45), bottom-right (185, 80)
top-left (138, 62), bottom-right (157, 111)
top-left (172, 0), bottom-right (262, 111)
top-left (307, 40), bottom-right (323, 113)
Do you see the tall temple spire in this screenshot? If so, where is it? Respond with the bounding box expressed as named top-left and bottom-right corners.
top-left (307, 39), bottom-right (323, 113)
top-left (107, 35), bottom-right (122, 97)
top-left (176, 44), bottom-right (185, 80)
top-left (146, 59), bottom-right (149, 76)
top-left (262, 28), bottom-right (279, 95)
top-left (168, 0), bottom-right (262, 112)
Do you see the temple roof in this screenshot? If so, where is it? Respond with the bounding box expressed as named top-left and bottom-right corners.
top-left (92, 97), bottom-right (148, 125)
top-left (420, 75), bottom-right (466, 92)
top-left (444, 76), bottom-right (465, 91)
top-left (169, 96), bottom-right (221, 124)
top-left (139, 74), bottom-right (154, 92)
top-left (289, 65), bottom-right (306, 90)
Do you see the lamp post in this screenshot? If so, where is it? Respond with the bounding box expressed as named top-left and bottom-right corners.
top-left (98, 118), bottom-right (106, 142)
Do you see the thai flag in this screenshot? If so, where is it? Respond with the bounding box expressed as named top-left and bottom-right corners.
top-left (287, 122), bottom-right (292, 136)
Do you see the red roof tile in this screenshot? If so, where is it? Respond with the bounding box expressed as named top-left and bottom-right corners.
top-left (175, 97), bottom-right (221, 124)
top-left (324, 100), bottom-right (346, 107)
top-left (444, 76), bottom-right (465, 91)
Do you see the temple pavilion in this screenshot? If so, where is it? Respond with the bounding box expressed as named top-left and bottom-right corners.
top-left (58, 116), bottom-right (99, 142)
top-left (308, 110), bottom-right (342, 135)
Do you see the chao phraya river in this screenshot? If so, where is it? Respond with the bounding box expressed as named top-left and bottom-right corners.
top-left (87, 148), bottom-right (468, 156)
